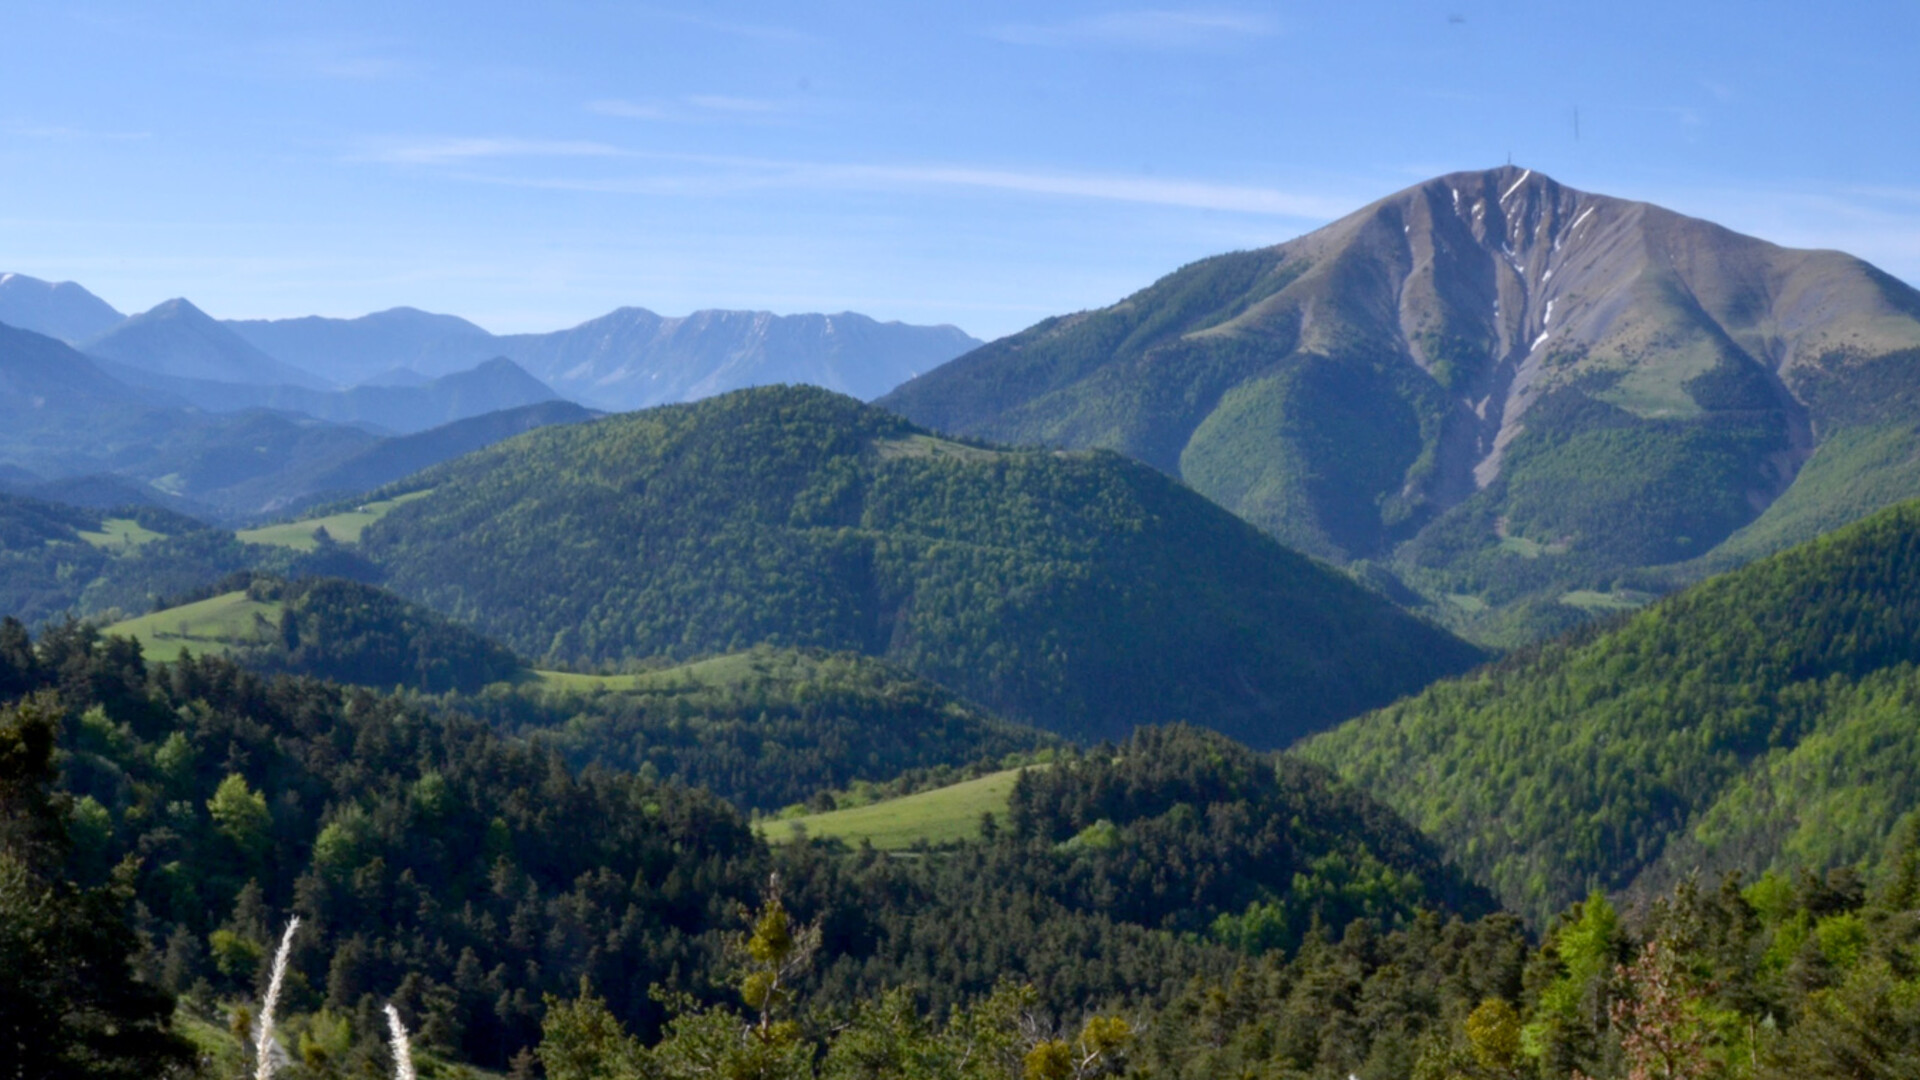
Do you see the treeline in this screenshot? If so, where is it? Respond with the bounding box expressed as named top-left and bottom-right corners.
top-left (1306, 497), bottom-right (1920, 924)
top-left (540, 850), bottom-right (1920, 1080)
top-left (238, 574), bottom-right (523, 693)
top-left (462, 646), bottom-right (1057, 812)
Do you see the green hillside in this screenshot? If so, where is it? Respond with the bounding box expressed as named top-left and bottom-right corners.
top-left (474, 646), bottom-right (1058, 812)
top-left (353, 385), bottom-right (1483, 746)
top-left (757, 765), bottom-right (1031, 848)
top-left (103, 588), bottom-right (279, 660)
top-left (1302, 498), bottom-right (1920, 924)
top-left (881, 167), bottom-right (1920, 646)
top-left (236, 488), bottom-right (432, 550)
top-left (105, 575), bottom-right (521, 693)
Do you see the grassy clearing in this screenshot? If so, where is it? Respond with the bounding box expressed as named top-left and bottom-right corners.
top-left (1497, 535), bottom-right (1569, 559)
top-left (1444, 593), bottom-right (1489, 614)
top-left (76, 517), bottom-right (167, 553)
top-left (104, 591), bottom-right (281, 661)
top-left (874, 434), bottom-right (1006, 463)
top-left (238, 489), bottom-right (433, 551)
top-left (757, 767), bottom-right (1034, 850)
top-left (513, 651), bottom-right (815, 694)
top-left (1558, 589), bottom-right (1653, 614)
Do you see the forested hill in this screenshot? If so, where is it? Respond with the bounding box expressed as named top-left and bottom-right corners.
top-left (1302, 496), bottom-right (1920, 924)
top-left (353, 384), bottom-right (1482, 746)
top-left (2, 627), bottom-right (1500, 1074)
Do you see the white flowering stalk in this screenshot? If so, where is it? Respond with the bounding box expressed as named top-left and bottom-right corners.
top-left (385, 1003), bottom-right (417, 1080)
top-left (253, 916), bottom-right (301, 1080)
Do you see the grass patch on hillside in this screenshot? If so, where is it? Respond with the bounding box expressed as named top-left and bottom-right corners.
top-left (76, 517), bottom-right (166, 553)
top-left (874, 434), bottom-right (1007, 463)
top-left (756, 767), bottom-right (1033, 849)
top-left (238, 489), bottom-right (433, 550)
top-left (1559, 589), bottom-right (1653, 614)
top-left (1497, 535), bottom-right (1568, 559)
top-left (515, 650), bottom-right (830, 694)
top-left (105, 590), bottom-right (281, 661)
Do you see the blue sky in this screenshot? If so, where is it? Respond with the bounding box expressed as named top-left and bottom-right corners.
top-left (3, 1), bottom-right (1917, 340)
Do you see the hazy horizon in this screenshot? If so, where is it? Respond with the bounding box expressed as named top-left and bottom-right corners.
top-left (5, 1), bottom-right (1916, 341)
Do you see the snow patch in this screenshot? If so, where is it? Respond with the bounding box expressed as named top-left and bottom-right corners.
top-left (1544, 268), bottom-right (1554, 281)
top-left (1544, 299), bottom-right (1555, 326)
top-left (1570, 206), bottom-right (1596, 233)
top-left (0, 273), bottom-right (13, 285)
top-left (1500, 169), bottom-right (1533, 201)
top-left (1451, 188), bottom-right (1460, 212)
top-left (1532, 331), bottom-right (1550, 350)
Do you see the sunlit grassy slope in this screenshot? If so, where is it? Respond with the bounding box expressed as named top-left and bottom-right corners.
top-left (104, 590), bottom-right (280, 661)
top-left (237, 489), bottom-right (433, 550)
top-left (512, 651), bottom-right (780, 693)
top-left (756, 767), bottom-right (1032, 849)
top-left (76, 517), bottom-right (167, 553)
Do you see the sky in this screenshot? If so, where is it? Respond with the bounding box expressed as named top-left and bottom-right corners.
top-left (2, 1), bottom-right (1918, 341)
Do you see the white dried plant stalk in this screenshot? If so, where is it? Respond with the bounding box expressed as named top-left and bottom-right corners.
top-left (385, 1003), bottom-right (417, 1080)
top-left (254, 916), bottom-right (301, 1080)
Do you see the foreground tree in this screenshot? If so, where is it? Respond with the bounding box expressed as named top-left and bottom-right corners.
top-left (0, 694), bottom-right (194, 1079)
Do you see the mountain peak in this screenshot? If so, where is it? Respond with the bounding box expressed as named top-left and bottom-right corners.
top-left (882, 169), bottom-right (1920, 644)
top-left (0, 272), bottom-right (126, 343)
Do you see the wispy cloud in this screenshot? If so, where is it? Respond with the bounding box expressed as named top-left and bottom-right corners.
top-left (356, 137), bottom-right (632, 165)
top-left (989, 9), bottom-right (1278, 49)
top-left (409, 143), bottom-right (1349, 218)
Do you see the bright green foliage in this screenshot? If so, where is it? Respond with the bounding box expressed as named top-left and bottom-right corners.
top-left (206, 772), bottom-right (270, 860)
top-left (1304, 499), bottom-right (1920, 922)
top-left (354, 385), bottom-right (1483, 746)
top-left (0, 695), bottom-right (193, 1079)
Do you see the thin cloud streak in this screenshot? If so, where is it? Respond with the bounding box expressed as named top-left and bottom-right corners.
top-left (431, 150), bottom-right (1351, 218)
top-left (989, 10), bottom-right (1278, 49)
top-left (356, 137), bottom-right (634, 165)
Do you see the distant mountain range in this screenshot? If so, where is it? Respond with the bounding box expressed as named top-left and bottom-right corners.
top-left (0, 271), bottom-right (126, 343)
top-left (881, 166), bottom-right (1920, 644)
top-left (0, 321), bottom-right (593, 519)
top-left (81, 297), bottom-right (333, 388)
top-left (230, 305), bottom-right (981, 409)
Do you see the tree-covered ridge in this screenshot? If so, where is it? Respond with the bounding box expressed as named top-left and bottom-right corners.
top-left (3, 624), bottom-right (1502, 1075)
top-left (6, 620), bottom-right (767, 1073)
top-left (465, 646), bottom-right (1059, 812)
top-left (354, 384), bottom-right (1482, 746)
top-left (1302, 497), bottom-right (1920, 924)
top-left (240, 574), bottom-right (524, 693)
